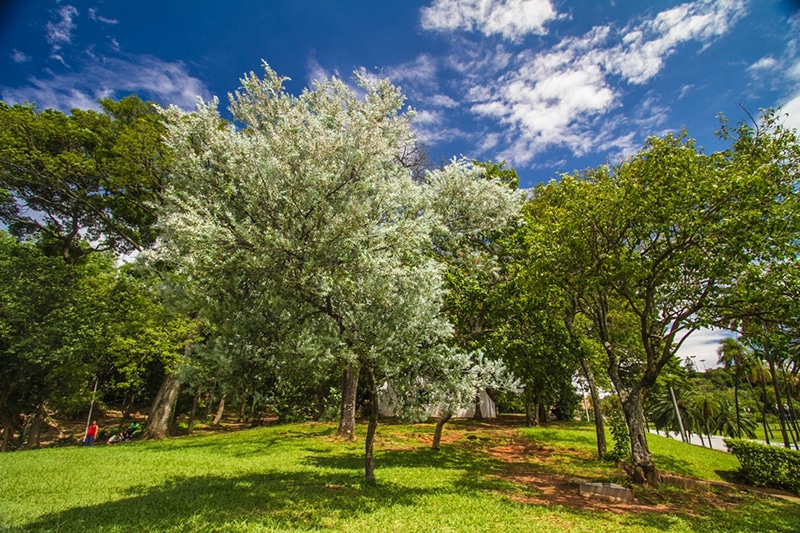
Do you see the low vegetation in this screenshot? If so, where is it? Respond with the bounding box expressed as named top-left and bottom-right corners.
top-left (1, 419), bottom-right (798, 532)
top-left (725, 438), bottom-right (800, 494)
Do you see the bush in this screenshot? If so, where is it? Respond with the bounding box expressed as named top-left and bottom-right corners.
top-left (725, 438), bottom-right (800, 495)
top-left (606, 407), bottom-right (631, 463)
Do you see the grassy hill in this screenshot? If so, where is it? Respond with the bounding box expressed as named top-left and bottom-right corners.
top-left (1, 418), bottom-right (797, 532)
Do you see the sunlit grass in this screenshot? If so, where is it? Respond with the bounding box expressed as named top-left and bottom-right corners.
top-left (0, 419), bottom-right (797, 532)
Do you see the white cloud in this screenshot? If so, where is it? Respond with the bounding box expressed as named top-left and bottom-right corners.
top-left (781, 92), bottom-right (800, 132)
top-left (11, 49), bottom-right (31, 63)
top-left (678, 84), bottom-right (696, 99)
top-left (413, 109), bottom-right (444, 126)
top-left (1, 55), bottom-right (210, 112)
top-left (444, 0), bottom-right (747, 165)
top-left (306, 56), bottom-right (335, 86)
top-left (605, 0), bottom-right (747, 85)
top-left (748, 55), bottom-right (778, 72)
top-left (420, 0), bottom-right (558, 41)
top-left (676, 327), bottom-right (734, 370)
top-left (46, 5), bottom-right (78, 52)
top-left (385, 54), bottom-right (438, 89)
top-left (88, 7), bottom-right (119, 24)
top-left (428, 94), bottom-right (459, 108)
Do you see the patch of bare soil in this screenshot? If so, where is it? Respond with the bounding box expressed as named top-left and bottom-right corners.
top-left (392, 419), bottom-right (755, 516)
top-left (484, 436), bottom-right (675, 514)
top-left (30, 409), bottom-right (267, 448)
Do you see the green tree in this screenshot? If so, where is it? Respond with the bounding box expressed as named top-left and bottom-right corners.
top-left (526, 110), bottom-right (799, 484)
top-left (0, 232), bottom-right (117, 449)
top-left (717, 337), bottom-right (748, 438)
top-left (686, 391), bottom-right (722, 448)
top-left (0, 96), bottom-right (170, 264)
top-left (156, 64), bottom-right (521, 483)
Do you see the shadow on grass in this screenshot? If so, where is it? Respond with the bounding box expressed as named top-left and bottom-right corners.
top-left (19, 469), bottom-right (433, 532)
top-left (16, 440), bottom-right (506, 532)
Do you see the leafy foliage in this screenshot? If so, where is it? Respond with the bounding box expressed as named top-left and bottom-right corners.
top-left (726, 438), bottom-right (800, 494)
top-left (0, 96), bottom-right (170, 263)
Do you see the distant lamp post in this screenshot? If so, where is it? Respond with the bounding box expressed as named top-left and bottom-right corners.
top-left (688, 355), bottom-right (707, 372)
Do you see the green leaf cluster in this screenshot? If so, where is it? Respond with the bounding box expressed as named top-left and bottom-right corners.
top-left (726, 438), bottom-right (800, 494)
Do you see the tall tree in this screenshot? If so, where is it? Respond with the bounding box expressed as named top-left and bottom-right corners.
top-left (0, 96), bottom-right (170, 264)
top-left (717, 337), bottom-right (747, 438)
top-left (526, 110), bottom-right (799, 484)
top-left (156, 64), bottom-right (521, 483)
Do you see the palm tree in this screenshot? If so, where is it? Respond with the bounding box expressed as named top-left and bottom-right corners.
top-left (687, 392), bottom-right (722, 448)
top-left (715, 398), bottom-right (757, 439)
top-left (647, 388), bottom-right (689, 441)
top-left (746, 360), bottom-right (774, 444)
top-left (717, 337), bottom-right (747, 438)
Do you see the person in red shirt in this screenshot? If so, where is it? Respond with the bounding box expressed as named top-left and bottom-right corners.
top-left (85, 421), bottom-right (98, 446)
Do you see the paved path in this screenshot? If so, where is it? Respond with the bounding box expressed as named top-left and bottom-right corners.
top-left (649, 429), bottom-right (800, 452)
top-left (649, 429), bottom-right (730, 450)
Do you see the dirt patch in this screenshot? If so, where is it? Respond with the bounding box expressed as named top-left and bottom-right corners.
top-left (20, 409), bottom-right (266, 448)
top-left (387, 421), bottom-right (762, 516)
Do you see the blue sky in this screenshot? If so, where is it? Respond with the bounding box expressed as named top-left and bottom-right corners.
top-left (1, 0), bottom-right (798, 366)
top-left (2, 0), bottom-right (799, 189)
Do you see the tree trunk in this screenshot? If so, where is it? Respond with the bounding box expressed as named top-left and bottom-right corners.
top-left (338, 362), bottom-right (358, 440)
top-left (767, 350), bottom-right (791, 448)
top-left (0, 415), bottom-right (14, 452)
top-left (212, 394), bottom-right (226, 426)
top-left (579, 354), bottom-right (607, 458)
top-left (524, 399), bottom-right (534, 427)
top-left (123, 393), bottom-right (135, 419)
top-left (364, 367), bottom-right (379, 485)
top-left (782, 372), bottom-right (800, 449)
top-left (534, 390), bottom-right (544, 425)
top-left (472, 393), bottom-right (483, 420)
top-left (733, 379), bottom-right (741, 439)
top-left (238, 392), bottom-right (248, 422)
top-left (620, 390), bottom-right (660, 486)
top-left (22, 404), bottom-right (46, 449)
top-left (746, 374), bottom-right (771, 444)
top-left (187, 387), bottom-right (200, 435)
top-left (142, 372), bottom-right (181, 440)
top-left (432, 413), bottom-right (452, 451)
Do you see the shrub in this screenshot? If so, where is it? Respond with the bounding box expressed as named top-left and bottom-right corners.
top-left (725, 438), bottom-right (800, 494)
top-left (606, 407), bottom-right (631, 463)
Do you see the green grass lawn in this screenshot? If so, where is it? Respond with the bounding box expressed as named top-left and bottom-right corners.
top-left (0, 419), bottom-right (797, 532)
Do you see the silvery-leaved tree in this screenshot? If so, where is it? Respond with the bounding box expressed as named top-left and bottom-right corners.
top-left (156, 63), bottom-right (522, 484)
top-left (382, 348), bottom-right (520, 450)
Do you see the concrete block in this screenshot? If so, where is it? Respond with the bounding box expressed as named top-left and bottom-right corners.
top-left (579, 482), bottom-right (634, 503)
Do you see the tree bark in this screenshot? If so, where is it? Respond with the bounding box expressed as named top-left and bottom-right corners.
top-left (0, 415), bottom-right (14, 452)
top-left (733, 378), bottom-right (741, 438)
top-left (212, 393), bottom-right (226, 426)
top-left (766, 350), bottom-right (791, 448)
top-left (620, 390), bottom-right (660, 486)
top-left (432, 413), bottom-right (452, 451)
top-left (142, 372), bottom-right (181, 440)
top-left (524, 395), bottom-right (534, 427)
top-left (534, 390), bottom-right (544, 425)
top-left (338, 362), bottom-right (359, 440)
top-left (364, 367), bottom-right (378, 485)
top-left (238, 392), bottom-right (248, 422)
top-left (746, 374), bottom-right (771, 444)
top-left (22, 404), bottom-right (46, 449)
top-left (123, 393), bottom-right (135, 419)
top-left (187, 387), bottom-right (200, 435)
top-left (579, 354), bottom-right (607, 458)
top-left (472, 393), bottom-right (483, 420)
